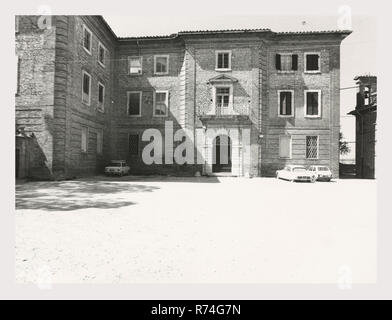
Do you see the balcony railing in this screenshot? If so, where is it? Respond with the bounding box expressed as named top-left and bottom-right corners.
top-left (214, 105), bottom-right (249, 116)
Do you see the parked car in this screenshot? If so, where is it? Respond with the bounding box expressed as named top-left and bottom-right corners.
top-left (276, 165), bottom-right (316, 182)
top-left (308, 165), bottom-right (333, 181)
top-left (104, 160), bottom-right (130, 176)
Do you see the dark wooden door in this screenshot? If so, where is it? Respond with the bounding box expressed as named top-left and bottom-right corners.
top-left (212, 135), bottom-right (232, 173)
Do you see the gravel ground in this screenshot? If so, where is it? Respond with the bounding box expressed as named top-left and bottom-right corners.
top-left (15, 176), bottom-right (377, 284)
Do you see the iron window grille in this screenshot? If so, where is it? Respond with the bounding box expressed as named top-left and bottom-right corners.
top-left (306, 136), bottom-right (318, 159)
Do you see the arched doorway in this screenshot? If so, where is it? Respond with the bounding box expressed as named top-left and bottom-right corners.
top-left (212, 135), bottom-right (232, 173)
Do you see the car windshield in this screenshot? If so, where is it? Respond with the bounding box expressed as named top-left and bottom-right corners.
top-left (293, 167), bottom-right (306, 172)
top-left (109, 163), bottom-right (123, 167)
top-left (318, 167), bottom-right (329, 171)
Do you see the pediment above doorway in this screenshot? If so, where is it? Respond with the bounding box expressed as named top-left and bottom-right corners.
top-left (207, 74), bottom-right (239, 84)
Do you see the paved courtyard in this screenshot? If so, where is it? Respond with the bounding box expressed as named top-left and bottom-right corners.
top-left (15, 176), bottom-right (377, 284)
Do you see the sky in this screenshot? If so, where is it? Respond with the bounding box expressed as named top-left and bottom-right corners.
top-left (105, 14), bottom-right (377, 159)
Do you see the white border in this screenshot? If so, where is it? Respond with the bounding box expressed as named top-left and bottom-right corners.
top-left (6, 9), bottom-right (388, 301)
top-left (98, 41), bottom-right (106, 67)
top-left (304, 89), bottom-right (321, 118)
top-left (128, 56), bottom-right (143, 75)
top-left (153, 90), bottom-right (169, 117)
top-left (304, 52), bottom-right (321, 73)
top-left (97, 81), bottom-right (105, 112)
top-left (82, 24), bottom-right (92, 55)
top-left (81, 70), bottom-right (91, 106)
top-left (212, 84), bottom-right (234, 114)
top-left (277, 90), bottom-right (294, 117)
top-left (153, 55), bottom-right (169, 75)
top-left (215, 50), bottom-right (232, 71)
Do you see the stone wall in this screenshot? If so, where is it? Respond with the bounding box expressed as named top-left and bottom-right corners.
top-left (260, 35), bottom-right (342, 177)
top-left (16, 17), bottom-right (348, 179)
top-left (15, 16), bottom-right (57, 179)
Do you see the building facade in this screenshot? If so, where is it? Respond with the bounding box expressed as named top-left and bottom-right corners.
top-left (348, 76), bottom-right (377, 179)
top-left (15, 15), bottom-right (351, 179)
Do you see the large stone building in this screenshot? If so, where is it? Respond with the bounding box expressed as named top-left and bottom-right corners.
top-left (15, 15), bottom-right (351, 179)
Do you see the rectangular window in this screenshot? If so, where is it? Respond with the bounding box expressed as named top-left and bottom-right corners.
top-left (275, 54), bottom-right (298, 71)
top-left (216, 51), bottom-right (231, 70)
top-left (216, 87), bottom-right (230, 110)
top-left (278, 91), bottom-right (294, 116)
top-left (98, 82), bottom-right (105, 112)
top-left (154, 91), bottom-right (168, 116)
top-left (305, 90), bottom-right (321, 117)
top-left (82, 71), bottom-right (91, 105)
top-left (127, 91), bottom-right (142, 116)
top-left (82, 25), bottom-right (92, 54)
top-left (154, 55), bottom-right (169, 74)
top-left (129, 134), bottom-right (139, 155)
top-left (128, 56), bottom-right (143, 74)
top-left (279, 136), bottom-right (291, 158)
top-left (81, 127), bottom-right (88, 153)
top-left (98, 42), bottom-right (106, 66)
top-left (306, 136), bottom-right (318, 159)
top-left (97, 130), bottom-right (103, 154)
top-left (305, 53), bottom-right (320, 72)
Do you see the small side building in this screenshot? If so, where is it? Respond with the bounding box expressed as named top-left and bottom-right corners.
top-left (348, 75), bottom-right (377, 179)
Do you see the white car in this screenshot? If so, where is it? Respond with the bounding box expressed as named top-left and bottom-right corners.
top-left (308, 165), bottom-right (333, 181)
top-left (104, 160), bottom-right (130, 176)
top-left (276, 165), bottom-right (316, 182)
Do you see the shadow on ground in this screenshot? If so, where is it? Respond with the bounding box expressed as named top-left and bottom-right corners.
top-left (15, 180), bottom-right (160, 211)
top-left (82, 174), bottom-right (221, 183)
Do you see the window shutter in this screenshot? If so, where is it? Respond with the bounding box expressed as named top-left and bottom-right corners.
top-left (275, 54), bottom-right (281, 70)
top-left (292, 54), bottom-right (298, 70)
top-left (286, 92), bottom-right (292, 114)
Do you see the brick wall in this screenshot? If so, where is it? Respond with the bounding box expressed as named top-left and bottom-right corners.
top-left (261, 35), bottom-right (342, 177)
top-left (15, 16), bottom-right (57, 179)
top-left (16, 17), bottom-right (348, 179)
top-left (62, 16), bottom-right (116, 178)
top-left (186, 37), bottom-right (262, 176)
top-left (15, 15), bottom-right (117, 179)
top-left (113, 39), bottom-right (196, 174)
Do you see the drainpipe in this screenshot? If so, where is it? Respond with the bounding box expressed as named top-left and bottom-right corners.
top-left (193, 48), bottom-right (197, 170)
